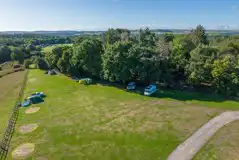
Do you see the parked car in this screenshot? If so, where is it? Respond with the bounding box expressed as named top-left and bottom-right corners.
top-left (127, 82), bottom-right (136, 90)
top-left (30, 92), bottom-right (45, 98)
top-left (21, 99), bottom-right (31, 107)
top-left (78, 78), bottom-right (92, 85)
top-left (27, 96), bottom-right (44, 104)
top-left (144, 84), bottom-right (157, 96)
top-left (45, 70), bottom-right (56, 75)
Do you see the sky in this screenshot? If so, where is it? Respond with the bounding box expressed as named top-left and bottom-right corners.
top-left (0, 0), bottom-right (239, 31)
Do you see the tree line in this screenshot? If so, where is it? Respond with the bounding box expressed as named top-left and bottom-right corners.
top-left (43, 25), bottom-right (238, 96)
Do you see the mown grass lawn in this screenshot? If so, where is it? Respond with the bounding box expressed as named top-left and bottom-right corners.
top-left (8, 69), bottom-right (239, 160)
top-left (0, 71), bottom-right (26, 137)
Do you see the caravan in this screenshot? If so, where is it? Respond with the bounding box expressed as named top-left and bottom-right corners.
top-left (144, 84), bottom-right (157, 96)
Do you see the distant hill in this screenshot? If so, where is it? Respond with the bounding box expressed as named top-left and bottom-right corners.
top-left (0, 29), bottom-right (239, 36)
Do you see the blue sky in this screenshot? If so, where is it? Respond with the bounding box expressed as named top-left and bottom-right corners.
top-left (0, 0), bottom-right (239, 31)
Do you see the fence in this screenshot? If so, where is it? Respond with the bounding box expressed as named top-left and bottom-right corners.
top-left (0, 70), bottom-right (29, 160)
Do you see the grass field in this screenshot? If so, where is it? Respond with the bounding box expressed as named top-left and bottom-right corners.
top-left (7, 69), bottom-right (239, 160)
top-left (43, 44), bottom-right (73, 53)
top-left (0, 71), bottom-right (26, 137)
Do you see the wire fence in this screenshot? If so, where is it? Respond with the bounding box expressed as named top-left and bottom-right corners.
top-left (0, 70), bottom-right (29, 160)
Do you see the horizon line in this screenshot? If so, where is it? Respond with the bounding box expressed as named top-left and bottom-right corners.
top-left (1, 28), bottom-right (239, 32)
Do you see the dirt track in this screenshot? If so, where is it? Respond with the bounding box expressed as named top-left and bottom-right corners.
top-left (168, 111), bottom-right (239, 160)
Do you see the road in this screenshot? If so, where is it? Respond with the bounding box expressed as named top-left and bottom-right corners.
top-left (168, 111), bottom-right (239, 160)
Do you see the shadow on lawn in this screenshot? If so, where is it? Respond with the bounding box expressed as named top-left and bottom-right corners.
top-left (93, 80), bottom-right (236, 103)
top-left (153, 89), bottom-right (229, 102)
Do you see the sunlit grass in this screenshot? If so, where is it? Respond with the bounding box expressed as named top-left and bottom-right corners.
top-left (7, 69), bottom-right (239, 160)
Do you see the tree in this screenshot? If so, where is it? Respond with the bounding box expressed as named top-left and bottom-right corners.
top-left (186, 45), bottom-right (218, 86)
top-left (128, 44), bottom-right (169, 83)
top-left (137, 28), bottom-right (157, 48)
top-left (57, 47), bottom-right (73, 73)
top-left (190, 25), bottom-right (208, 45)
top-left (102, 41), bottom-right (133, 82)
top-left (211, 55), bottom-right (239, 96)
top-left (102, 41), bottom-right (170, 84)
top-left (45, 46), bottom-right (63, 69)
top-left (103, 28), bottom-right (131, 44)
top-left (71, 38), bottom-right (103, 76)
top-left (10, 47), bottom-right (24, 64)
top-left (164, 32), bottom-right (174, 43)
top-left (0, 46), bottom-right (11, 63)
top-left (169, 37), bottom-right (195, 82)
top-left (10, 52), bottom-right (24, 64)
top-left (33, 57), bottom-right (49, 70)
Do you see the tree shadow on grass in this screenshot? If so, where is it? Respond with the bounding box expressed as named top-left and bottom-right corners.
top-left (93, 80), bottom-right (237, 103)
top-left (153, 89), bottom-right (228, 102)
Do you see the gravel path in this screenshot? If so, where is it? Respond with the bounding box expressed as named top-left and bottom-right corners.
top-left (168, 111), bottom-right (239, 160)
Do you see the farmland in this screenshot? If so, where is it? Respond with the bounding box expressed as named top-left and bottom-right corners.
top-left (42, 44), bottom-right (73, 53)
top-left (0, 71), bottom-right (26, 137)
top-left (7, 69), bottom-right (239, 159)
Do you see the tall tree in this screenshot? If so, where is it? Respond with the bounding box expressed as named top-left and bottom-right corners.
top-left (164, 32), bottom-right (174, 43)
top-left (186, 45), bottom-right (218, 85)
top-left (137, 27), bottom-right (157, 48)
top-left (72, 38), bottom-right (103, 76)
top-left (103, 28), bottom-right (131, 44)
top-left (211, 55), bottom-right (239, 96)
top-left (190, 25), bottom-right (208, 45)
top-left (102, 41), bottom-right (133, 82)
top-left (0, 46), bottom-right (11, 63)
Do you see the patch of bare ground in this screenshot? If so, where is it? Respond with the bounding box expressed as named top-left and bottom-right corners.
top-left (11, 143), bottom-right (35, 159)
top-left (18, 124), bottom-right (39, 134)
top-left (25, 107), bottom-right (40, 114)
top-left (35, 157), bottom-right (48, 160)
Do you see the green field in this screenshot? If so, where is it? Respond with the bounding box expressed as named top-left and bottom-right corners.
top-left (0, 71), bottom-right (26, 137)
top-left (43, 44), bottom-right (73, 53)
top-left (7, 70), bottom-right (239, 160)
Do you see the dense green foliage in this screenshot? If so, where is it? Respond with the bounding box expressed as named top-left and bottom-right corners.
top-left (44, 25), bottom-right (238, 96)
top-left (0, 35), bottom-right (71, 65)
top-left (1, 26), bottom-right (238, 96)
